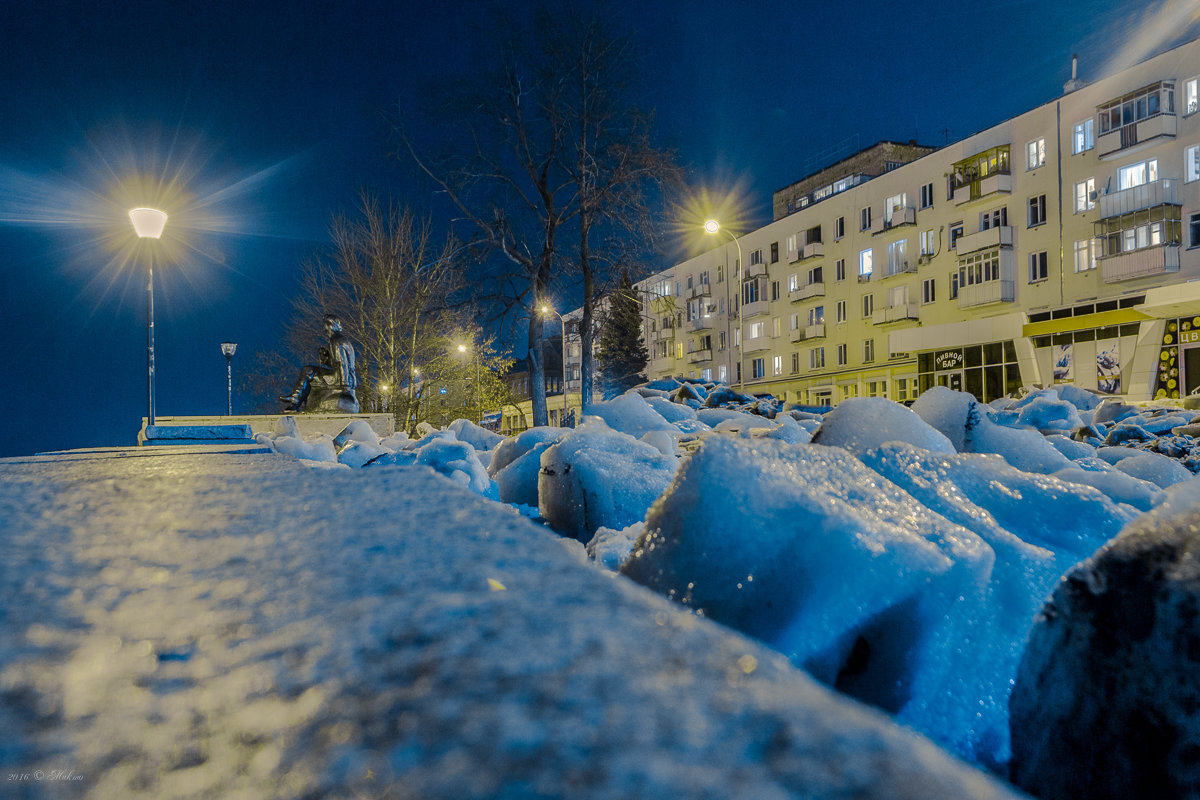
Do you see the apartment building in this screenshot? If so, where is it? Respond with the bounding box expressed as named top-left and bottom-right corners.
top-left (640, 38), bottom-right (1200, 405)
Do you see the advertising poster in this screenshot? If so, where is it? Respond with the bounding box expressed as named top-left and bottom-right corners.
top-left (1097, 341), bottom-right (1120, 394)
top-left (1053, 343), bottom-right (1073, 383)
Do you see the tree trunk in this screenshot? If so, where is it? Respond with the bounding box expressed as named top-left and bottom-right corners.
top-left (580, 221), bottom-right (595, 411)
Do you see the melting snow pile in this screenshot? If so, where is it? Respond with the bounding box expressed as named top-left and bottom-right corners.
top-left (254, 379), bottom-right (1200, 774)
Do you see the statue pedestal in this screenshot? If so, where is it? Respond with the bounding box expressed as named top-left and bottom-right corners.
top-left (138, 413), bottom-right (394, 446)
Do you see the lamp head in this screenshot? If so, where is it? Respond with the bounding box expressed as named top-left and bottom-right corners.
top-left (220, 342), bottom-right (237, 358)
top-left (457, 344), bottom-right (467, 353)
top-left (380, 384), bottom-right (389, 393)
top-left (703, 219), bottom-right (720, 235)
top-left (129, 207), bottom-right (168, 239)
top-left (540, 305), bottom-right (550, 314)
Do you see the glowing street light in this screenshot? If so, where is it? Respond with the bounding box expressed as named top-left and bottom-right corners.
top-left (541, 304), bottom-right (568, 426)
top-left (379, 382), bottom-right (390, 413)
top-left (455, 342), bottom-right (481, 424)
top-left (220, 342), bottom-right (237, 415)
top-left (703, 218), bottom-right (745, 392)
top-left (129, 207), bottom-right (168, 426)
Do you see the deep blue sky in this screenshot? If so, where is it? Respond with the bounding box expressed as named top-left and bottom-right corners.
top-left (0, 0), bottom-right (1192, 456)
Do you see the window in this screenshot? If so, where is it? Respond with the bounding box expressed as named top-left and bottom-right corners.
top-left (719, 365), bottom-right (727, 382)
top-left (749, 321), bottom-right (766, 339)
top-left (863, 339), bottom-right (875, 363)
top-left (773, 355), bottom-right (783, 376)
top-left (772, 317), bottom-right (781, 337)
top-left (1029, 251), bottom-right (1048, 282)
top-left (919, 182), bottom-right (934, 209)
top-left (789, 312), bottom-right (799, 330)
top-left (862, 293), bottom-right (874, 318)
top-left (887, 239), bottom-right (908, 275)
top-left (1192, 212), bottom-right (1200, 248)
top-left (1098, 81), bottom-right (1175, 135)
top-left (860, 206), bottom-right (872, 231)
top-left (749, 248), bottom-right (764, 265)
top-left (957, 248), bottom-right (1002, 288)
top-left (836, 344), bottom-right (847, 365)
top-left (1072, 119), bottom-right (1095, 154)
top-left (808, 265), bottom-right (823, 284)
top-left (921, 277), bottom-right (936, 304)
top-left (1188, 78), bottom-right (1199, 115)
top-left (686, 275), bottom-right (693, 290)
top-left (1188, 145), bottom-right (1200, 182)
top-left (919, 228), bottom-right (936, 256)
top-left (808, 305), bottom-right (825, 326)
top-left (835, 258), bottom-right (846, 281)
top-left (1074, 178), bottom-right (1096, 213)
top-left (752, 358), bottom-right (765, 379)
top-left (1028, 195), bottom-right (1047, 227)
top-left (836, 300), bottom-right (846, 323)
top-left (1026, 138), bottom-right (1046, 170)
top-left (835, 216), bottom-right (845, 240)
top-left (791, 352), bottom-right (800, 373)
top-left (1118, 158), bottom-right (1159, 190)
top-left (743, 279), bottom-right (760, 305)
top-left (719, 331), bottom-right (726, 350)
top-left (1096, 205), bottom-right (1181, 257)
top-left (1074, 239), bottom-right (1098, 272)
top-left (700, 270), bottom-right (709, 285)
top-left (770, 242), bottom-right (779, 263)
top-left (980, 207), bottom-right (1007, 230)
top-left (788, 273), bottom-right (800, 292)
top-left (950, 271), bottom-right (959, 299)
top-left (771, 280), bottom-right (780, 302)
top-left (949, 221), bottom-right (964, 250)
top-left (859, 248), bottom-right (874, 278)
top-left (885, 193), bottom-right (908, 225)
top-left (809, 348), bottom-right (825, 369)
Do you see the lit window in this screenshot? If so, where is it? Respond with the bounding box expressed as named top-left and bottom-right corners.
top-left (808, 305), bottom-right (825, 326)
top-left (1074, 178), bottom-right (1096, 213)
top-left (1074, 239), bottom-right (1097, 272)
top-left (1072, 119), bottom-right (1094, 154)
top-left (1026, 138), bottom-right (1046, 170)
top-left (919, 228), bottom-right (936, 256)
top-left (773, 355), bottom-right (783, 376)
top-left (1188, 145), bottom-right (1200, 183)
top-left (1118, 158), bottom-right (1158, 190)
top-left (887, 239), bottom-right (908, 275)
top-left (859, 248), bottom-right (873, 277)
top-left (1188, 78), bottom-right (1199, 115)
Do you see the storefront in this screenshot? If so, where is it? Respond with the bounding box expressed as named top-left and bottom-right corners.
top-left (1153, 316), bottom-right (1200, 399)
top-left (917, 342), bottom-right (1022, 403)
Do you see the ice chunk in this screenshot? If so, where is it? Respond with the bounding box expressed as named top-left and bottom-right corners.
top-left (1112, 451), bottom-right (1193, 488)
top-left (333, 419), bottom-right (380, 449)
top-left (640, 430), bottom-right (679, 456)
top-left (1009, 390), bottom-right (1082, 433)
top-left (271, 433), bottom-right (337, 463)
top-left (1050, 466), bottom-right (1161, 511)
top-left (645, 395), bottom-right (698, 423)
top-left (336, 440), bottom-right (390, 469)
top-left (1045, 434), bottom-right (1095, 461)
top-left (369, 437), bottom-right (496, 497)
top-left (448, 418), bottom-right (505, 451)
top-left (539, 424), bottom-right (678, 542)
top-left (586, 522), bottom-right (643, 571)
top-left (586, 392), bottom-right (675, 437)
top-left (696, 407), bottom-right (769, 429)
top-left (811, 397), bottom-right (955, 455)
top-left (487, 427), bottom-right (568, 476)
top-left (757, 415), bottom-right (812, 445)
top-left (1050, 383), bottom-right (1100, 411)
top-left (273, 415), bottom-right (299, 437)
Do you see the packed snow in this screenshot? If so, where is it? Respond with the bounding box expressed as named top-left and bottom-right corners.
top-left (245, 378), bottom-right (1200, 778)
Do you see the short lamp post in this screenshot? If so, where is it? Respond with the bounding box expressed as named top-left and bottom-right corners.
top-left (541, 304), bottom-right (568, 426)
top-left (704, 219), bottom-right (744, 392)
top-left (457, 343), bottom-right (481, 424)
top-left (129, 207), bottom-right (168, 426)
top-left (220, 342), bottom-right (237, 415)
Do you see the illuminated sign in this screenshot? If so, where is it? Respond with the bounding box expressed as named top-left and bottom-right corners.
top-left (934, 349), bottom-right (964, 371)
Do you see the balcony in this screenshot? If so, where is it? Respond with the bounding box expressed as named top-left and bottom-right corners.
top-left (956, 225), bottom-right (1014, 255)
top-left (687, 316), bottom-right (713, 332)
top-left (744, 262), bottom-right (768, 279)
top-left (1097, 179), bottom-right (1179, 219)
top-left (953, 172), bottom-right (1013, 206)
top-left (744, 334), bottom-right (773, 353)
top-left (686, 284), bottom-right (711, 300)
top-left (873, 206), bottom-right (916, 234)
top-left (789, 322), bottom-right (826, 342)
top-left (883, 260), bottom-right (917, 277)
top-left (789, 241), bottom-right (824, 262)
top-left (741, 298), bottom-right (770, 319)
top-left (1097, 114), bottom-right (1177, 159)
top-left (1100, 244), bottom-right (1180, 283)
top-left (789, 282), bottom-right (825, 302)
top-left (687, 348), bottom-right (713, 364)
top-left (653, 327), bottom-right (675, 341)
top-left (957, 279), bottom-right (1015, 309)
top-left (872, 303), bottom-right (920, 324)
top-left (857, 272), bottom-right (873, 283)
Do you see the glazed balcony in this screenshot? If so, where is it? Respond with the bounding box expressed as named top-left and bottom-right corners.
top-left (957, 279), bottom-right (1015, 309)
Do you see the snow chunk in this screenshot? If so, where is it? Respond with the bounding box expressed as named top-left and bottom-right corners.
top-left (645, 395), bottom-right (697, 423)
top-left (333, 419), bottom-right (379, 449)
top-left (487, 427), bottom-right (568, 476)
top-left (368, 435), bottom-right (496, 497)
top-left (272, 433), bottom-right (337, 463)
top-left (586, 522), bottom-right (643, 571)
top-left (336, 440), bottom-right (390, 469)
top-left (1112, 451), bottom-right (1193, 488)
top-left (1009, 390), bottom-right (1082, 433)
top-left (539, 423), bottom-right (678, 542)
top-left (586, 392), bottom-right (675, 437)
top-left (493, 441), bottom-right (557, 506)
top-left (1049, 466), bottom-right (1161, 512)
top-left (811, 397), bottom-right (954, 455)
top-left (448, 418), bottom-right (505, 451)
top-left (1045, 434), bottom-right (1095, 461)
top-left (696, 407), bottom-right (770, 430)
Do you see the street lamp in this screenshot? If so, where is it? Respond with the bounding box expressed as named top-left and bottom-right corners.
top-left (541, 304), bottom-right (568, 426)
top-left (220, 342), bottom-right (237, 415)
top-left (379, 383), bottom-right (390, 413)
top-left (704, 218), bottom-right (744, 392)
top-left (129, 207), bottom-right (168, 426)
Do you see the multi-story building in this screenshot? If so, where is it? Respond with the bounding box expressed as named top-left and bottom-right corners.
top-left (640, 40), bottom-right (1200, 405)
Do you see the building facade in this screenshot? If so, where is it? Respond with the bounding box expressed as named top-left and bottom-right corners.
top-left (641, 40), bottom-right (1200, 405)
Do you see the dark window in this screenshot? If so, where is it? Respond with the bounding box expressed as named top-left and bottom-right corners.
top-left (1028, 195), bottom-right (1047, 227)
top-left (1029, 251), bottom-right (1048, 282)
top-left (770, 242), bottom-right (779, 263)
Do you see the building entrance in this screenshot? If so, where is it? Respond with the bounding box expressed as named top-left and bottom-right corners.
top-left (1185, 346), bottom-right (1200, 397)
top-left (936, 371), bottom-right (964, 392)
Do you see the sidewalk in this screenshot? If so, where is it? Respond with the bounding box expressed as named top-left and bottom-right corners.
top-left (0, 447), bottom-right (1023, 799)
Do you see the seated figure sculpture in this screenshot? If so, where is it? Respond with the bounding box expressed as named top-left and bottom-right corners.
top-left (279, 314), bottom-right (359, 413)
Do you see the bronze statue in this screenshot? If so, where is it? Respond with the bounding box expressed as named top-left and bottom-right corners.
top-left (279, 314), bottom-right (359, 413)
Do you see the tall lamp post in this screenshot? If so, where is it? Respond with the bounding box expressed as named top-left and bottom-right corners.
top-left (129, 207), bottom-right (168, 426)
top-left (703, 219), bottom-right (744, 392)
top-left (457, 343), bottom-right (481, 424)
top-left (541, 304), bottom-right (568, 426)
top-left (220, 342), bottom-right (237, 415)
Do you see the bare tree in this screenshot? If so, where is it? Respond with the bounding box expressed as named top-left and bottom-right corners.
top-left (291, 192), bottom-right (472, 431)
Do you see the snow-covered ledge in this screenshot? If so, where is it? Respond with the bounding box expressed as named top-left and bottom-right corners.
top-left (137, 412), bottom-right (394, 445)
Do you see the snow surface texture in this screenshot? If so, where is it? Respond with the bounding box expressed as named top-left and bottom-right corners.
top-left (0, 449), bottom-right (1023, 800)
top-left (622, 437), bottom-right (1134, 769)
top-left (1010, 492), bottom-right (1200, 800)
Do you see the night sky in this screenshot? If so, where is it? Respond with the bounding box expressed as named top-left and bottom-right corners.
top-left (0, 0), bottom-right (1192, 456)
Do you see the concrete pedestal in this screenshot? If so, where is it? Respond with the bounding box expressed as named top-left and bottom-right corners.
top-left (137, 413), bottom-right (394, 445)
